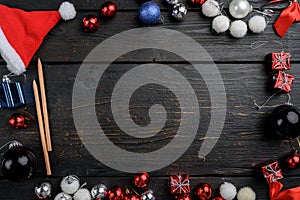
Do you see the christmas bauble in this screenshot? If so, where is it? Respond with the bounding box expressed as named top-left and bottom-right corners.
top-left (229, 0), bottom-right (252, 19)
top-left (195, 183), bottom-right (213, 200)
top-left (54, 192), bottom-right (72, 200)
top-left (1, 144), bottom-right (37, 182)
top-left (141, 190), bottom-right (156, 200)
top-left (219, 182), bottom-right (237, 200)
top-left (212, 15), bottom-right (230, 33)
top-left (211, 197), bottom-right (225, 200)
top-left (74, 188), bottom-right (92, 200)
top-left (270, 105), bottom-right (300, 139)
top-left (248, 15), bottom-right (267, 33)
top-left (82, 14), bottom-right (99, 32)
top-left (8, 113), bottom-right (27, 129)
top-left (60, 175), bottom-right (80, 194)
top-left (190, 0), bottom-right (206, 5)
top-left (175, 194), bottom-right (192, 200)
top-left (285, 152), bottom-right (300, 168)
top-left (107, 187), bottom-right (124, 200)
top-left (101, 1), bottom-right (117, 17)
top-left (172, 3), bottom-right (188, 21)
top-left (166, 0), bottom-right (180, 5)
top-left (139, 2), bottom-right (161, 25)
top-left (35, 182), bottom-right (52, 199)
top-left (237, 187), bottom-right (256, 200)
top-left (91, 183), bottom-right (108, 199)
top-left (124, 194), bottom-right (140, 200)
top-left (229, 20), bottom-right (247, 38)
top-left (202, 0), bottom-right (221, 18)
top-left (133, 172), bottom-right (150, 188)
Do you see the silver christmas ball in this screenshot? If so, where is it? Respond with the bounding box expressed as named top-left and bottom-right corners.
top-left (35, 182), bottom-right (52, 199)
top-left (54, 192), bottom-right (72, 200)
top-left (61, 175), bottom-right (80, 194)
top-left (229, 0), bottom-right (252, 19)
top-left (165, 0), bottom-right (180, 5)
top-left (91, 184), bottom-right (108, 199)
top-left (172, 3), bottom-right (188, 21)
top-left (141, 190), bottom-right (156, 200)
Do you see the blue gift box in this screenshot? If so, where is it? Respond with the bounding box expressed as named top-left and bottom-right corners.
top-left (0, 81), bottom-right (25, 109)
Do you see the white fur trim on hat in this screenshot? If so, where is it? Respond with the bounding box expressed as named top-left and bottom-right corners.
top-left (0, 27), bottom-right (26, 75)
top-left (59, 2), bottom-right (77, 21)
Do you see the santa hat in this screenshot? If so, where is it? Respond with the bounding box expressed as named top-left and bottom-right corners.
top-left (0, 2), bottom-right (76, 75)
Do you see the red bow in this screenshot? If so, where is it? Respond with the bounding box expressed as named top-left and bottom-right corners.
top-left (272, 0), bottom-right (300, 37)
top-left (269, 182), bottom-right (300, 200)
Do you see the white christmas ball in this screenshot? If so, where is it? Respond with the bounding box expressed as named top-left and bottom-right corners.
top-left (219, 182), bottom-right (237, 200)
top-left (74, 188), bottom-right (92, 200)
top-left (249, 15), bottom-right (267, 33)
top-left (229, 0), bottom-right (252, 19)
top-left (212, 15), bottom-right (230, 33)
top-left (54, 192), bottom-right (72, 200)
top-left (61, 175), bottom-right (80, 194)
top-left (237, 187), bottom-right (256, 200)
top-left (229, 20), bottom-right (247, 38)
top-left (202, 0), bottom-right (221, 17)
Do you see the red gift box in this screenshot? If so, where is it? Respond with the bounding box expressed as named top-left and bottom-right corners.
top-left (274, 71), bottom-right (294, 93)
top-left (261, 161), bottom-right (283, 184)
top-left (272, 52), bottom-right (291, 71)
top-left (170, 175), bottom-right (190, 194)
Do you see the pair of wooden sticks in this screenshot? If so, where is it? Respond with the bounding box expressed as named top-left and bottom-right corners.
top-left (33, 58), bottom-right (52, 175)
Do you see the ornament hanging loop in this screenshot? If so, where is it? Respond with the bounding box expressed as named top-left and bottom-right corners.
top-left (250, 40), bottom-right (284, 51)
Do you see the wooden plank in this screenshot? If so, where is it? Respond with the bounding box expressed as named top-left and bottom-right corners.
top-left (0, 63), bottom-right (298, 177)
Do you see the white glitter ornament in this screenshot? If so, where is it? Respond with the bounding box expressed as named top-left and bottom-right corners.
top-left (54, 192), bottom-right (72, 200)
top-left (61, 175), bottom-right (80, 195)
top-left (219, 182), bottom-right (237, 200)
top-left (202, 0), bottom-right (221, 17)
top-left (74, 188), bottom-right (92, 200)
top-left (248, 15), bottom-right (267, 33)
top-left (212, 15), bottom-right (230, 33)
top-left (237, 187), bottom-right (256, 200)
top-left (229, 20), bottom-right (247, 38)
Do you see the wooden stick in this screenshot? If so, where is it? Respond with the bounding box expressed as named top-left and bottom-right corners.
top-left (33, 80), bottom-right (52, 176)
top-left (38, 58), bottom-right (52, 151)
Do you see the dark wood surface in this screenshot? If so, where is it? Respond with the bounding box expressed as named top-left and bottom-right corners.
top-left (1, 0), bottom-right (300, 199)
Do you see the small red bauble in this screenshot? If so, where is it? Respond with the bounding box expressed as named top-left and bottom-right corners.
top-left (124, 194), bottom-right (140, 200)
top-left (195, 183), bottom-right (213, 200)
top-left (133, 172), bottom-right (150, 188)
top-left (107, 187), bottom-right (124, 200)
top-left (190, 0), bottom-right (206, 5)
top-left (8, 113), bottom-right (27, 129)
top-left (285, 152), bottom-right (300, 168)
top-left (101, 1), bottom-right (117, 17)
top-left (175, 194), bottom-right (192, 200)
top-left (211, 197), bottom-right (224, 200)
top-left (82, 14), bottom-right (99, 32)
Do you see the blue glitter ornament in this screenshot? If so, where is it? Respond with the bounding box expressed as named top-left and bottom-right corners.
top-left (139, 2), bottom-right (161, 25)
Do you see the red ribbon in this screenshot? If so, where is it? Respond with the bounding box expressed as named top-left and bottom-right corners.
top-left (273, 1), bottom-right (300, 37)
top-left (269, 182), bottom-right (300, 200)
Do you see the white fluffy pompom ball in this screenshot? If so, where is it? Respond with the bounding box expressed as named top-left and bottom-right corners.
top-left (237, 187), bottom-right (256, 200)
top-left (74, 188), bottom-right (92, 200)
top-left (59, 1), bottom-right (77, 21)
top-left (219, 182), bottom-right (237, 200)
top-left (202, 0), bottom-right (221, 17)
top-left (230, 20), bottom-right (247, 38)
top-left (249, 15), bottom-right (267, 33)
top-left (212, 15), bottom-right (230, 33)
top-left (54, 192), bottom-right (72, 200)
top-left (61, 175), bottom-right (80, 194)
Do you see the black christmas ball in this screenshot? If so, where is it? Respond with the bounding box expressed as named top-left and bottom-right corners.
top-left (270, 105), bottom-right (300, 139)
top-left (1, 146), bottom-right (37, 182)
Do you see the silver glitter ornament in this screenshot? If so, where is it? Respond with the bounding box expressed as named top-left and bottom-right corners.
top-left (229, 0), bottom-right (252, 19)
top-left (54, 192), bottom-right (72, 200)
top-left (141, 190), bottom-right (156, 200)
top-left (91, 184), bottom-right (108, 199)
top-left (172, 3), bottom-right (188, 21)
top-left (165, 0), bottom-right (180, 5)
top-left (35, 182), bottom-right (52, 199)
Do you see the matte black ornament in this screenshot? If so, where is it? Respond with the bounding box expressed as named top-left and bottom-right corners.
top-left (1, 142), bottom-right (37, 182)
top-left (270, 105), bottom-right (300, 139)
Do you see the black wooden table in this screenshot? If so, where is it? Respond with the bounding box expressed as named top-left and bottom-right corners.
top-left (1, 0), bottom-right (300, 199)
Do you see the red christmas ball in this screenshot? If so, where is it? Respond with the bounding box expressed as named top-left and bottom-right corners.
top-left (211, 197), bottom-right (224, 200)
top-left (107, 187), bottom-right (124, 200)
top-left (133, 172), bottom-right (150, 188)
top-left (189, 0), bottom-right (206, 5)
top-left (124, 194), bottom-right (140, 200)
top-left (101, 1), bottom-right (117, 17)
top-left (195, 183), bottom-right (213, 200)
top-left (82, 14), bottom-right (99, 32)
top-left (175, 194), bottom-right (192, 200)
top-left (285, 152), bottom-right (300, 168)
top-left (8, 113), bottom-right (27, 129)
